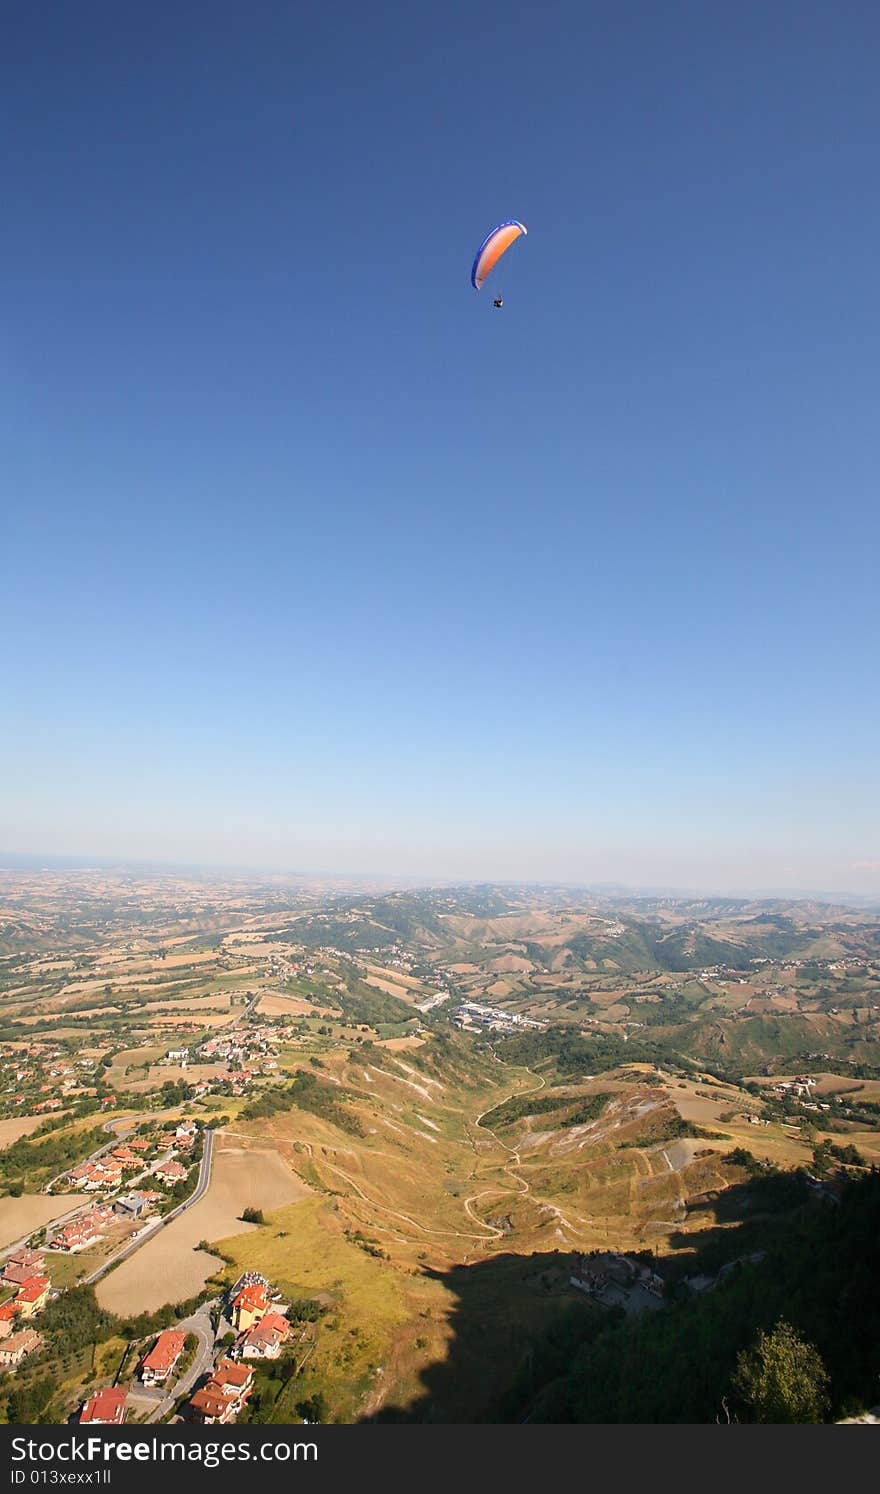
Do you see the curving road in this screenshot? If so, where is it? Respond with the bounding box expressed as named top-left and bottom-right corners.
top-left (145, 1301), bottom-right (217, 1422)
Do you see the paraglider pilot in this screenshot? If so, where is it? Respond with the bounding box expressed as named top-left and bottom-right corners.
top-left (471, 220), bottom-right (527, 307)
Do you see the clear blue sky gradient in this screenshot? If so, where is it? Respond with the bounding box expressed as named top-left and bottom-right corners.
top-left (3, 1), bottom-right (879, 892)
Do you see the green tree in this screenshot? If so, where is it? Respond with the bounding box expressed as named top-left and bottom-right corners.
top-left (734, 1320), bottom-right (830, 1423)
top-left (295, 1392), bottom-right (327, 1424)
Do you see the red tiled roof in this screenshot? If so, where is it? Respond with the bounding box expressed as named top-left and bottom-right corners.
top-left (80, 1387), bottom-right (127, 1425)
top-left (3, 1252), bottom-right (46, 1286)
top-left (232, 1284), bottom-right (268, 1314)
top-left (0, 1329), bottom-right (42, 1358)
top-left (5, 1249), bottom-right (44, 1271)
top-left (141, 1329), bottom-right (186, 1375)
top-left (155, 1160), bottom-right (187, 1179)
top-left (189, 1388), bottom-right (228, 1420)
top-left (14, 1276), bottom-right (49, 1304)
top-left (213, 1359), bottom-right (252, 1390)
top-left (245, 1312), bottom-right (290, 1345)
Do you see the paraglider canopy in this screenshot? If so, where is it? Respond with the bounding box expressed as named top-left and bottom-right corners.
top-left (471, 220), bottom-right (527, 291)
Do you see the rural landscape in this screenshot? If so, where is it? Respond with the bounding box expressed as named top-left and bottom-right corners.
top-left (1, 867), bottom-right (878, 1426)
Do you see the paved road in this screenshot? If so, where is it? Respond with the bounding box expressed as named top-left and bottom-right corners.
top-left (102, 1105), bottom-right (197, 1139)
top-left (0, 1111), bottom-right (201, 1263)
top-left (41, 1106), bottom-right (182, 1195)
top-left (145, 1301), bottom-right (218, 1422)
top-left (81, 1129), bottom-right (215, 1288)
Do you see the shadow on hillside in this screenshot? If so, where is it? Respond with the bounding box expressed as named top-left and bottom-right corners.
top-left (359, 1168), bottom-right (834, 1424)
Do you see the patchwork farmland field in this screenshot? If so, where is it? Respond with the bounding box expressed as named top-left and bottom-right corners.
top-left (2, 870), bottom-right (880, 1424)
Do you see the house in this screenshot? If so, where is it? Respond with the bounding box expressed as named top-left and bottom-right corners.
top-left (94, 1166), bottom-right (121, 1191)
top-left (14, 1276), bottom-right (50, 1317)
top-left (570, 1251), bottom-right (660, 1296)
top-left (69, 1162), bottom-right (99, 1185)
top-left (234, 1312), bottom-right (290, 1360)
top-left (153, 1159), bottom-right (188, 1185)
top-left (188, 1360), bottom-right (253, 1425)
top-left (228, 1271), bottom-right (270, 1299)
top-left (115, 1191), bottom-right (150, 1218)
top-left (110, 1147), bottom-right (140, 1167)
top-left (2, 1249), bottom-right (45, 1287)
top-left (175, 1121), bottom-right (197, 1139)
top-left (229, 1283), bottom-right (269, 1332)
top-left (72, 1158), bottom-right (123, 1192)
top-left (139, 1329), bottom-right (186, 1386)
top-left (79, 1387), bottom-right (127, 1425)
top-left (165, 1048), bottom-right (190, 1063)
top-left (49, 1213), bottom-right (103, 1248)
top-left (0, 1329), bottom-right (43, 1368)
top-left (570, 1252), bottom-right (637, 1293)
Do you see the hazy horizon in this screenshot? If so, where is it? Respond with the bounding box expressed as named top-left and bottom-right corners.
top-left (2, 844), bottom-right (878, 904)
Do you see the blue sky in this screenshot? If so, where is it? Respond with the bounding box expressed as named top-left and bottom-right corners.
top-left (3, 1), bottom-right (879, 894)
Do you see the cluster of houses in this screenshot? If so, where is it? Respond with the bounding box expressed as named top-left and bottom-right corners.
top-left (0, 1039), bottom-right (117, 1120)
top-left (769, 1075), bottom-right (832, 1114)
top-left (0, 1008), bottom-right (294, 1123)
top-left (76, 1272), bottom-right (297, 1429)
top-left (60, 1121), bottom-right (198, 1197)
top-left (160, 1025), bottom-right (287, 1100)
top-left (49, 1204), bottom-right (116, 1253)
top-left (772, 1075), bottom-right (817, 1098)
top-left (453, 1002), bottom-right (546, 1035)
top-left (570, 1251), bottom-right (665, 1302)
top-left (43, 1122), bottom-right (200, 1262)
top-left (65, 1137), bottom-right (150, 1194)
top-left (0, 1248), bottom-right (52, 1369)
top-left (76, 1327), bottom-right (191, 1426)
top-left (186, 1274), bottom-right (292, 1425)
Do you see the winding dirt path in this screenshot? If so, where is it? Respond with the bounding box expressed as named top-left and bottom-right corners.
top-left (319, 1157), bottom-right (498, 1242)
top-left (461, 1061), bottom-right (547, 1235)
top-left (309, 1060), bottom-right (550, 1246)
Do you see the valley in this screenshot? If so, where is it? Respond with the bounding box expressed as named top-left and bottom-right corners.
top-left (1, 870), bottom-right (879, 1424)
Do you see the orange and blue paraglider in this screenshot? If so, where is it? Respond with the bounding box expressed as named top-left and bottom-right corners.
top-left (471, 220), bottom-right (527, 307)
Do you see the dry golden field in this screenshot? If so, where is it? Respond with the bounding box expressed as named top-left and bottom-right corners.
top-left (95, 1137), bottom-right (310, 1313)
top-left (0, 1194), bottom-right (83, 1252)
